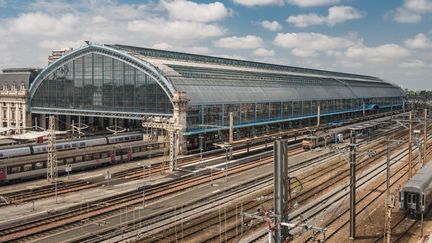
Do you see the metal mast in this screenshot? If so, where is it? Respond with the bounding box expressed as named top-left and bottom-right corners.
top-left (47, 115), bottom-right (57, 183)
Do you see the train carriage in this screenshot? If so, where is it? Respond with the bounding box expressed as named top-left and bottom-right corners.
top-left (0, 132), bottom-right (144, 159)
top-left (400, 160), bottom-right (432, 217)
top-left (0, 140), bottom-right (165, 183)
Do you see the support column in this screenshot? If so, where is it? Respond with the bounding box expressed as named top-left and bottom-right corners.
top-left (409, 111), bottom-right (412, 178)
top-left (0, 106), bottom-right (3, 128)
top-left (22, 104), bottom-right (27, 129)
top-left (274, 139), bottom-right (289, 243)
top-left (169, 130), bottom-right (176, 172)
top-left (317, 104), bottom-right (321, 127)
top-left (98, 117), bottom-right (104, 129)
top-left (54, 115), bottom-right (59, 131)
top-left (15, 105), bottom-right (19, 130)
top-left (6, 103), bottom-right (10, 128)
top-left (172, 91), bottom-right (189, 155)
top-left (362, 102), bottom-right (366, 117)
top-left (424, 109), bottom-right (428, 166)
top-left (349, 134), bottom-right (357, 240)
top-left (40, 114), bottom-right (46, 129)
top-left (65, 115), bottom-right (71, 130)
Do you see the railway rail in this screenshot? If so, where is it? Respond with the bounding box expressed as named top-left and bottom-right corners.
top-left (221, 123), bottom-right (430, 242)
top-left (80, 124), bottom-right (401, 242)
top-left (0, 180), bottom-right (96, 207)
top-left (0, 142), bottom-right (303, 242)
top-left (302, 134), bottom-right (432, 242)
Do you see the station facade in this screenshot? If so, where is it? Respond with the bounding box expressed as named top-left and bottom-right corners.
top-left (1, 42), bottom-right (406, 152)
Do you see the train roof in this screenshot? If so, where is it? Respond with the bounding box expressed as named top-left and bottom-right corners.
top-left (403, 160), bottom-right (432, 192)
top-left (0, 140), bottom-right (161, 167)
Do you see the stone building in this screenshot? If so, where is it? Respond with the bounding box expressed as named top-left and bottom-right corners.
top-left (0, 68), bottom-right (41, 133)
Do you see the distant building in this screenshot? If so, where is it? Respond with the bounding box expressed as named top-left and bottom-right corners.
top-left (48, 48), bottom-right (73, 64)
top-left (0, 68), bottom-right (41, 132)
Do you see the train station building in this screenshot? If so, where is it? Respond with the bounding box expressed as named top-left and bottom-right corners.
top-left (1, 42), bottom-right (406, 152)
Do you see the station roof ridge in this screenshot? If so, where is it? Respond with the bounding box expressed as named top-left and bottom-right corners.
top-left (105, 43), bottom-right (382, 82)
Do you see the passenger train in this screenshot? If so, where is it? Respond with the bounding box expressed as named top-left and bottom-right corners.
top-left (0, 140), bottom-right (166, 183)
top-left (400, 160), bottom-right (432, 217)
top-left (0, 132), bottom-right (144, 159)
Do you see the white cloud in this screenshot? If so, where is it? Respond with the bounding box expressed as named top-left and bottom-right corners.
top-left (253, 48), bottom-right (275, 57)
top-left (273, 32), bottom-right (355, 57)
top-left (404, 33), bottom-right (432, 49)
top-left (214, 35), bottom-right (263, 49)
top-left (188, 46), bottom-right (213, 55)
top-left (152, 43), bottom-right (173, 50)
top-left (232, 0), bottom-right (283, 7)
top-left (287, 6), bottom-right (365, 27)
top-left (390, 0), bottom-right (432, 23)
top-left (287, 14), bottom-right (325, 28)
top-left (128, 18), bottom-right (225, 40)
top-left (286, 0), bottom-right (340, 8)
top-left (399, 59), bottom-right (425, 68)
top-left (38, 39), bottom-right (83, 49)
top-left (345, 44), bottom-right (410, 62)
top-left (161, 0), bottom-right (231, 22)
top-left (392, 8), bottom-right (422, 23)
top-left (215, 54), bottom-right (246, 60)
top-left (9, 12), bottom-right (79, 36)
top-left (261, 20), bottom-right (282, 31)
top-left (404, 0), bottom-right (432, 12)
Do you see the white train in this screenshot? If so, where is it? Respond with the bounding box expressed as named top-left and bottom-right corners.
top-left (0, 132), bottom-right (144, 159)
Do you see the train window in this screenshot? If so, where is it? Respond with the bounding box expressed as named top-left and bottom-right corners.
top-left (66, 158), bottom-right (74, 163)
top-left (119, 138), bottom-right (124, 141)
top-left (0, 153), bottom-right (3, 158)
top-left (116, 150), bottom-right (121, 156)
top-left (85, 154), bottom-right (92, 160)
top-left (23, 164), bottom-right (32, 172)
top-left (72, 143), bottom-right (77, 148)
top-left (11, 166), bottom-right (21, 174)
top-left (64, 144), bottom-right (71, 149)
top-left (133, 147), bottom-right (140, 153)
top-left (42, 148), bottom-right (47, 152)
top-left (125, 137), bottom-right (130, 141)
top-left (422, 195), bottom-right (425, 205)
top-left (101, 152), bottom-right (108, 159)
top-left (35, 162), bottom-right (44, 169)
top-left (79, 142), bottom-right (85, 147)
top-left (57, 160), bottom-right (65, 166)
top-left (75, 156), bottom-right (83, 163)
top-left (93, 153), bottom-right (101, 159)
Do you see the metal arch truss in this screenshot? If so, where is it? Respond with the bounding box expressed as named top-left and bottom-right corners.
top-left (28, 42), bottom-right (177, 109)
top-left (32, 107), bottom-right (173, 120)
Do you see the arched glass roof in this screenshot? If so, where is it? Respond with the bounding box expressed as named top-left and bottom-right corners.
top-left (109, 44), bottom-right (405, 105)
top-left (29, 43), bottom-right (405, 119)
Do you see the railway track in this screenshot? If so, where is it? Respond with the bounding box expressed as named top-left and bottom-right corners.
top-left (0, 180), bottom-right (97, 207)
top-left (0, 142), bottom-right (303, 242)
top-left (112, 141), bottom-right (298, 180)
top-left (237, 124), bottom-right (431, 242)
top-left (302, 135), bottom-right (432, 242)
top-left (82, 123), bottom-right (405, 242)
top-left (70, 146), bottom-right (335, 242)
top-left (0, 112), bottom-right (405, 242)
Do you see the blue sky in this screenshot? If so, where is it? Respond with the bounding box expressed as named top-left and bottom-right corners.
top-left (0, 0), bottom-right (431, 89)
